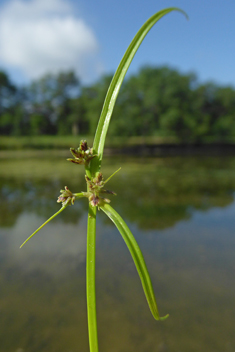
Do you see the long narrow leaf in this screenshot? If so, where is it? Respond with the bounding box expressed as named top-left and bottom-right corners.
top-left (20, 205), bottom-right (68, 248)
top-left (92, 7), bottom-right (187, 169)
top-left (100, 203), bottom-right (169, 321)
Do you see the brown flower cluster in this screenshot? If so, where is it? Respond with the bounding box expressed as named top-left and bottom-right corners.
top-left (57, 186), bottom-right (76, 207)
top-left (67, 140), bottom-right (96, 165)
top-left (85, 172), bottom-right (116, 207)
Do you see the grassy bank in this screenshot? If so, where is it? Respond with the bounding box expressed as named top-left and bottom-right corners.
top-left (1, 136), bottom-right (235, 156)
top-left (0, 135), bottom-right (178, 150)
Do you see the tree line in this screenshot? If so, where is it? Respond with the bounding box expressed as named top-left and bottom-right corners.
top-left (1, 66), bottom-right (235, 142)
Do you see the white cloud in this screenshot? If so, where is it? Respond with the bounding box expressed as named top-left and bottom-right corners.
top-left (0, 0), bottom-right (100, 82)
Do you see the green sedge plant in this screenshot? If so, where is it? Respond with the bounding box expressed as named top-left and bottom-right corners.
top-left (20, 8), bottom-right (187, 352)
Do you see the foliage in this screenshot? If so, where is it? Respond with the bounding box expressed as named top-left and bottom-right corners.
top-left (1, 67), bottom-right (235, 142)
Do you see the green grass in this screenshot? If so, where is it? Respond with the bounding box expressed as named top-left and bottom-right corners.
top-left (0, 135), bottom-right (179, 150)
top-left (0, 135), bottom-right (92, 150)
top-left (1, 135), bottom-right (235, 151)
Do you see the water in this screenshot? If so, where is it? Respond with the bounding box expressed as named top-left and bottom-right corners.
top-left (0, 151), bottom-right (235, 352)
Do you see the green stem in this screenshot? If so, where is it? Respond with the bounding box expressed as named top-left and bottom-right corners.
top-left (86, 204), bottom-right (99, 352)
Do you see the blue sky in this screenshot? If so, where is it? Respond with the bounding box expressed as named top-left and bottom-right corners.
top-left (0, 0), bottom-right (234, 88)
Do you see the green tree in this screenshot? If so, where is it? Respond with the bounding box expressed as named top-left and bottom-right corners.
top-left (25, 71), bottom-right (80, 135)
top-left (109, 66), bottom-right (197, 139)
top-left (0, 71), bottom-right (17, 135)
top-left (212, 87), bottom-right (235, 140)
top-left (82, 75), bottom-right (115, 135)
top-left (67, 95), bottom-right (89, 135)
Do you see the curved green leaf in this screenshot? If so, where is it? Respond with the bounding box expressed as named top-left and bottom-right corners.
top-left (92, 7), bottom-right (187, 172)
top-left (100, 203), bottom-right (169, 321)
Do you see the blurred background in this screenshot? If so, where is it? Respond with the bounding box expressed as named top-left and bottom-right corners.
top-left (0, 0), bottom-right (235, 142)
top-left (0, 1), bottom-right (235, 352)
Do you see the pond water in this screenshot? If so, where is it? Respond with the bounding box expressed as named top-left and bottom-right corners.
top-left (0, 150), bottom-right (235, 352)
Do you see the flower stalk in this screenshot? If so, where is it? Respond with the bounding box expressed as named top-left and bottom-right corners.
top-left (87, 204), bottom-right (98, 352)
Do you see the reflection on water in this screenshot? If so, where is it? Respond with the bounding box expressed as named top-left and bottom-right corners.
top-left (0, 152), bottom-right (235, 352)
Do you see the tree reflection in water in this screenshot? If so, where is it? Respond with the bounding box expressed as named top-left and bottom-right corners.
top-left (0, 153), bottom-right (235, 352)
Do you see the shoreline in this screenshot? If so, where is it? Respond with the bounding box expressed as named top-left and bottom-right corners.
top-left (1, 143), bottom-right (235, 158)
top-left (104, 143), bottom-right (235, 156)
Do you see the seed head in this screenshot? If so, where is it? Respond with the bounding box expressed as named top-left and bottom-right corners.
top-left (57, 186), bottom-right (76, 207)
